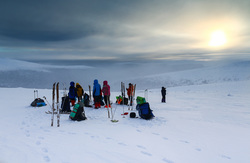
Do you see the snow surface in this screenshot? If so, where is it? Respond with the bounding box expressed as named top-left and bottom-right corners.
top-left (0, 80), bottom-right (250, 163)
top-left (0, 59), bottom-right (250, 162)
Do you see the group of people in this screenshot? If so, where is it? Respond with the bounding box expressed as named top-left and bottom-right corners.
top-left (68, 80), bottom-right (166, 109)
top-left (68, 80), bottom-right (112, 109)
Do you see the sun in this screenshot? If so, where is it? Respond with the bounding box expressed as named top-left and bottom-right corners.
top-left (209, 30), bottom-right (227, 47)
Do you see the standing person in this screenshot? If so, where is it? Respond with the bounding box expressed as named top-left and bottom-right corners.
top-left (126, 83), bottom-right (134, 106)
top-left (68, 81), bottom-right (77, 106)
top-left (161, 87), bottom-right (166, 103)
top-left (76, 83), bottom-right (84, 102)
top-left (93, 79), bottom-right (101, 109)
top-left (102, 80), bottom-right (111, 108)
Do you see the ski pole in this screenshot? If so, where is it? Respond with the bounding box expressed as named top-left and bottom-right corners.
top-left (43, 96), bottom-right (52, 109)
top-left (107, 96), bottom-right (110, 118)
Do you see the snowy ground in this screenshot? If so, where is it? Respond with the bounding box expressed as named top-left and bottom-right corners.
top-left (0, 80), bottom-right (250, 163)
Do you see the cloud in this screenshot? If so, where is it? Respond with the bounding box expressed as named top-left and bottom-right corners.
top-left (0, 0), bottom-right (250, 61)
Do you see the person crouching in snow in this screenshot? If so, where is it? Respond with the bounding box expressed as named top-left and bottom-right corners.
top-left (76, 83), bottom-right (84, 102)
top-left (68, 81), bottom-right (77, 106)
top-left (102, 80), bottom-right (111, 108)
top-left (93, 79), bottom-right (101, 109)
top-left (161, 87), bottom-right (166, 103)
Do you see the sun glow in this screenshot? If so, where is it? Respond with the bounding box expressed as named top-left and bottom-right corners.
top-left (209, 30), bottom-right (227, 47)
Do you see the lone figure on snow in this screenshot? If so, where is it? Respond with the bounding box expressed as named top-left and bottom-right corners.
top-left (161, 87), bottom-right (166, 103)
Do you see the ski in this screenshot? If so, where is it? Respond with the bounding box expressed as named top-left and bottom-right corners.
top-left (121, 82), bottom-right (125, 118)
top-left (56, 82), bottom-right (60, 127)
top-left (46, 111), bottom-right (70, 114)
top-left (131, 84), bottom-right (136, 110)
top-left (51, 83), bottom-right (56, 127)
top-left (107, 96), bottom-right (110, 118)
top-left (88, 85), bottom-right (92, 103)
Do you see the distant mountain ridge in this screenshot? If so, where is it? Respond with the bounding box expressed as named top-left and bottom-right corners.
top-left (121, 61), bottom-right (250, 90)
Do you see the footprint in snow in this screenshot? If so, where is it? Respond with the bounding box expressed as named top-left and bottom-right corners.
top-left (162, 137), bottom-right (168, 140)
top-left (221, 155), bottom-right (231, 160)
top-left (140, 151), bottom-right (152, 156)
top-left (195, 148), bottom-right (201, 152)
top-left (106, 137), bottom-right (112, 140)
top-left (43, 156), bottom-right (50, 162)
top-left (136, 129), bottom-right (142, 132)
top-left (137, 145), bottom-right (146, 149)
top-left (162, 158), bottom-right (175, 163)
top-left (118, 142), bottom-right (127, 146)
top-left (152, 133), bottom-right (160, 136)
top-left (180, 140), bottom-right (189, 144)
top-left (38, 136), bottom-right (44, 140)
top-left (36, 141), bottom-right (41, 145)
top-left (42, 148), bottom-right (48, 153)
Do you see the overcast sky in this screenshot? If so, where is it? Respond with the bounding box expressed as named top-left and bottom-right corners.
top-left (0, 0), bottom-right (249, 61)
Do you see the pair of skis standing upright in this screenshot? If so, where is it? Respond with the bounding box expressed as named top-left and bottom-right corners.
top-left (51, 82), bottom-right (60, 127)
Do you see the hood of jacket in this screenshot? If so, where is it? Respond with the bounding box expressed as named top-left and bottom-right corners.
top-left (103, 80), bottom-right (108, 85)
top-left (70, 81), bottom-right (75, 87)
top-left (94, 79), bottom-right (99, 85)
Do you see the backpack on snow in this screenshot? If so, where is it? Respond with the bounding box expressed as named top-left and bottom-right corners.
top-left (70, 103), bottom-right (80, 119)
top-left (116, 96), bottom-right (128, 105)
top-left (61, 96), bottom-right (71, 112)
top-left (136, 96), bottom-right (146, 105)
top-left (83, 93), bottom-right (92, 107)
top-left (69, 103), bottom-right (86, 121)
top-left (136, 102), bottom-right (154, 120)
top-left (31, 98), bottom-right (46, 107)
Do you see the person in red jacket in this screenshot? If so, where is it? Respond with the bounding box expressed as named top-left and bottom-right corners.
top-left (102, 80), bottom-right (111, 108)
top-left (126, 83), bottom-right (134, 106)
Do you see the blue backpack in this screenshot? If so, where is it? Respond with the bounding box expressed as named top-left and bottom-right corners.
top-left (136, 102), bottom-right (154, 120)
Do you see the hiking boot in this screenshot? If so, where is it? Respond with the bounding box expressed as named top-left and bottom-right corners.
top-left (109, 104), bottom-right (111, 108)
top-left (105, 105), bottom-right (108, 108)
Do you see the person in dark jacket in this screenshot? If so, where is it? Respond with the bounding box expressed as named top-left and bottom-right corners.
top-left (93, 79), bottom-right (101, 109)
top-left (161, 87), bottom-right (166, 103)
top-left (68, 81), bottom-right (77, 106)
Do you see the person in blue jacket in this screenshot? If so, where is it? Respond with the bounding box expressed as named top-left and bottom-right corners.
top-left (93, 79), bottom-right (101, 109)
top-left (68, 81), bottom-right (77, 106)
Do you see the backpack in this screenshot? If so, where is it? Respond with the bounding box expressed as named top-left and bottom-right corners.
top-left (69, 103), bottom-right (80, 119)
top-left (136, 96), bottom-right (146, 105)
top-left (116, 96), bottom-right (128, 105)
top-left (61, 96), bottom-right (71, 112)
top-left (136, 102), bottom-right (154, 120)
top-left (69, 103), bottom-right (87, 121)
top-left (31, 98), bottom-right (46, 107)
